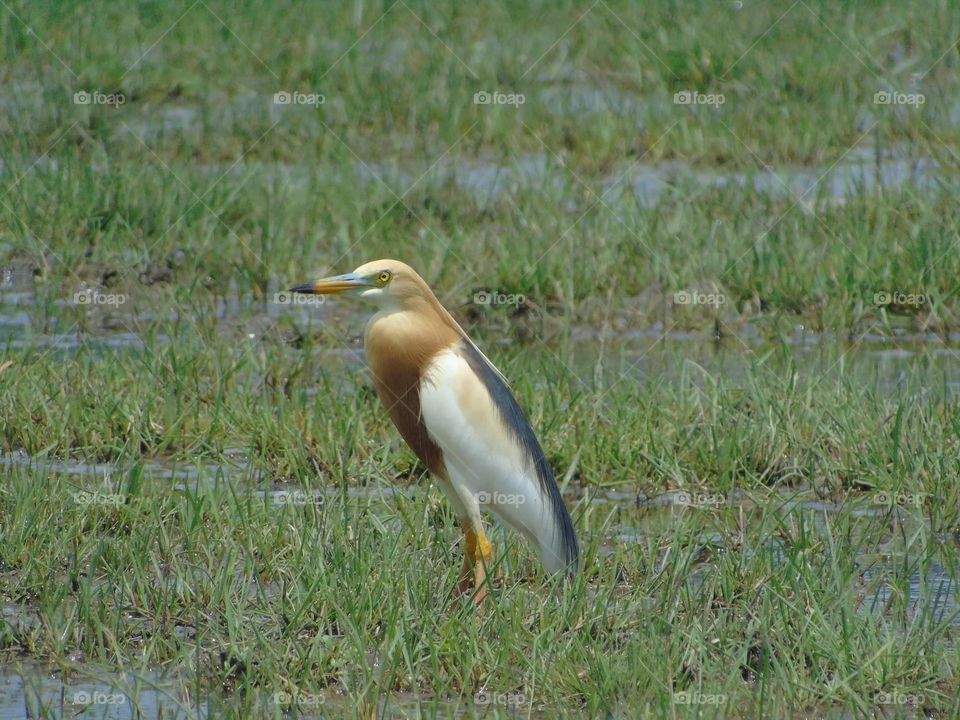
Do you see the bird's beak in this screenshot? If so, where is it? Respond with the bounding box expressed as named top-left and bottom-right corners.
top-left (289, 272), bottom-right (372, 296)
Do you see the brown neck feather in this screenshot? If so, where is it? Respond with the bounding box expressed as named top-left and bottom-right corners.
top-left (362, 293), bottom-right (462, 479)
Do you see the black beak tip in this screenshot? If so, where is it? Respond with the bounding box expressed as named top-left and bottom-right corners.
top-left (289, 283), bottom-right (316, 295)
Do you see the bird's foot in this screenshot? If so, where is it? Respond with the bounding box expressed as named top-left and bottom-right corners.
top-left (453, 573), bottom-right (474, 599)
top-left (449, 582), bottom-right (490, 612)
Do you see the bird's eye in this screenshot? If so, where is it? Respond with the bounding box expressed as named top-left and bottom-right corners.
top-left (377, 271), bottom-right (392, 285)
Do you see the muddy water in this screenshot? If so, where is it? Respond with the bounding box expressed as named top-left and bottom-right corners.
top-left (4, 273), bottom-right (960, 401)
top-left (4, 82), bottom-right (954, 210)
top-left (593, 487), bottom-right (959, 628)
top-left (0, 460), bottom-right (955, 715)
top-left (3, 252), bottom-right (959, 639)
top-left (0, 662), bottom-right (206, 719)
top-left (3, 452), bottom-right (957, 631)
top-left (357, 141), bottom-right (945, 210)
top-left (0, 660), bottom-right (473, 719)
top-left (559, 327), bottom-right (960, 400)
top-left (0, 451), bottom-right (417, 499)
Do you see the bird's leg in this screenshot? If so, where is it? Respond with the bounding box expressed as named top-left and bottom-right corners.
top-left (455, 522), bottom-right (475, 598)
top-left (454, 519), bottom-right (494, 606)
top-left (460, 521), bottom-right (493, 606)
top-left (471, 528), bottom-right (493, 607)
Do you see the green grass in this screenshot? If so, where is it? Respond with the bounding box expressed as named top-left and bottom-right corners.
top-left (1, 448), bottom-right (958, 717)
top-left (1, 0), bottom-right (959, 327)
top-left (1, 0), bottom-right (959, 717)
top-left (2, 337), bottom-right (958, 717)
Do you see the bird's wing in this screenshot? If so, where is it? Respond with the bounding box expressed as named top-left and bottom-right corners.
top-left (459, 335), bottom-right (509, 386)
top-left (418, 340), bottom-right (578, 573)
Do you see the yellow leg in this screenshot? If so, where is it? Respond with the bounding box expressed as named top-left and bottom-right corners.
top-left (458, 520), bottom-right (493, 607)
top-left (472, 529), bottom-right (493, 606)
top-left (455, 533), bottom-right (474, 597)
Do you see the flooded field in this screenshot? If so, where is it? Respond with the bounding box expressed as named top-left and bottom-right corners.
top-left (1, 447), bottom-right (956, 716)
top-left (3, 103), bottom-right (953, 209)
top-left (3, 238), bottom-right (959, 716)
top-left (4, 1), bottom-right (960, 715)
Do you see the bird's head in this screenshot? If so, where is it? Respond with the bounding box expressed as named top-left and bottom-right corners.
top-left (290, 259), bottom-right (433, 311)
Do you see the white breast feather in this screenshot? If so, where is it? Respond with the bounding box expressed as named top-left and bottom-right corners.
top-left (418, 349), bottom-right (555, 552)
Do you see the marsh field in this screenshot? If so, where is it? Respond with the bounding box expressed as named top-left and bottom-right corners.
top-left (1, 1), bottom-right (959, 718)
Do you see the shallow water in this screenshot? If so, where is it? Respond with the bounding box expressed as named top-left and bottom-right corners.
top-left (0, 450), bottom-right (422, 506)
top-left (4, 277), bottom-right (960, 402)
top-left (356, 141), bottom-right (946, 211)
top-left (595, 486), bottom-right (959, 629)
top-left (0, 659), bottom-right (500, 719)
top-left (0, 662), bottom-right (205, 719)
top-left (3, 78), bottom-right (953, 213)
top-left (560, 328), bottom-right (960, 401)
top-left (4, 450), bottom-right (957, 632)
top-left (0, 450), bottom-right (249, 484)
top-left (0, 459), bottom-right (955, 716)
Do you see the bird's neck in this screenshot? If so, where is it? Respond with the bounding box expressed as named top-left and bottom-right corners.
top-left (364, 299), bottom-right (462, 375)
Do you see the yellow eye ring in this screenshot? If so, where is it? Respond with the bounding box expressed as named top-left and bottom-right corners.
top-left (377, 271), bottom-right (392, 285)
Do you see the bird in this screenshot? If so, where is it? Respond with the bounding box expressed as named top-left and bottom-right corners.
top-left (291, 259), bottom-right (578, 605)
